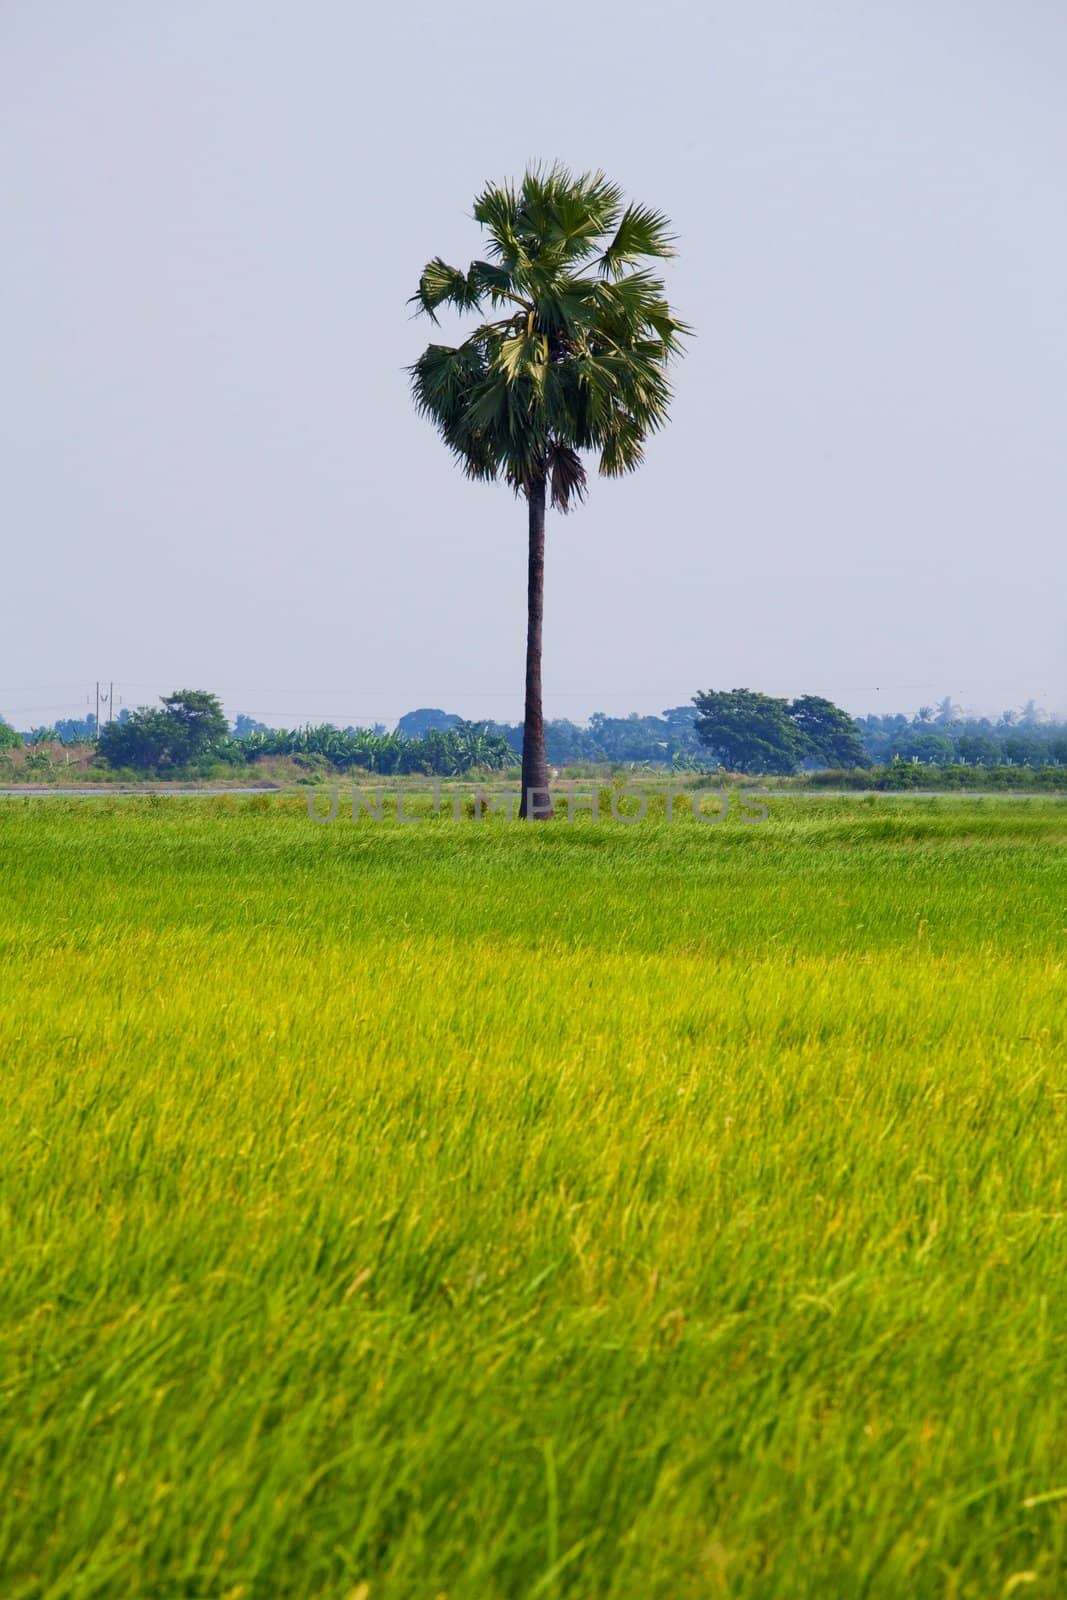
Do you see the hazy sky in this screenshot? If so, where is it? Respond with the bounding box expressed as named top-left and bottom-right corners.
top-left (4, 1), bottom-right (1065, 731)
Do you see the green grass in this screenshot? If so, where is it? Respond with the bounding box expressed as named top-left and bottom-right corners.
top-left (1, 794), bottom-right (1064, 1598)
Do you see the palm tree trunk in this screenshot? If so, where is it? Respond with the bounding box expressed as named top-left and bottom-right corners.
top-left (519, 474), bottom-right (552, 819)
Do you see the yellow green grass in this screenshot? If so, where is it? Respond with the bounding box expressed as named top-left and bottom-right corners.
top-left (1, 794), bottom-right (1064, 1598)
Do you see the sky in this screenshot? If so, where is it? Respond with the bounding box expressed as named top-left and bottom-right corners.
top-left (3, 0), bottom-right (1065, 732)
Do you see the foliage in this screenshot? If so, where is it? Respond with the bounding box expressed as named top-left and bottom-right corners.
top-left (484, 707), bottom-right (706, 767)
top-left (96, 710), bottom-right (180, 770)
top-left (28, 687), bottom-right (1067, 778)
top-left (0, 720), bottom-right (23, 750)
top-left (857, 699), bottom-right (1067, 766)
top-left (232, 713), bottom-right (270, 738)
top-left (692, 689), bottom-right (872, 774)
top-left (160, 689), bottom-right (229, 749)
top-left (805, 762), bottom-right (1067, 791)
top-left (0, 796), bottom-right (1063, 1597)
top-left (689, 694), bottom-right (1067, 774)
top-left (789, 694), bottom-right (870, 768)
top-left (410, 164), bottom-right (690, 507)
top-left (693, 688), bottom-right (807, 773)
top-left (235, 720), bottom-right (512, 777)
top-left (396, 707), bottom-right (462, 739)
top-left (97, 689), bottom-right (230, 772)
top-left (42, 714), bottom-right (108, 744)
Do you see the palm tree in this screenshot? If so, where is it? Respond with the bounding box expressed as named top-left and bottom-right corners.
top-left (410, 165), bottom-right (689, 818)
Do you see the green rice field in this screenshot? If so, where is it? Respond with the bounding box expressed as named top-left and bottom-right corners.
top-left (1, 793), bottom-right (1064, 1598)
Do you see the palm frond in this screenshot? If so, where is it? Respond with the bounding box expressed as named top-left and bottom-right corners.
top-left (494, 333), bottom-right (549, 391)
top-left (472, 180), bottom-right (532, 274)
top-left (598, 413), bottom-right (646, 476)
top-left (598, 202), bottom-right (676, 278)
top-left (516, 165), bottom-right (623, 268)
top-left (546, 440), bottom-right (587, 512)
top-left (411, 258), bottom-right (484, 323)
top-left (469, 260), bottom-right (527, 308)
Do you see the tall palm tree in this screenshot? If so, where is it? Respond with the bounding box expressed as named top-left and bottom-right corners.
top-left (410, 166), bottom-right (689, 818)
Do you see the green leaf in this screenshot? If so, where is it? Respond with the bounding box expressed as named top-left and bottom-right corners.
top-left (598, 203), bottom-right (676, 278)
top-left (412, 258), bottom-right (483, 323)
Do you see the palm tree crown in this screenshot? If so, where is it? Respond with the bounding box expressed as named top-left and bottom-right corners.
top-left (410, 165), bottom-right (690, 510)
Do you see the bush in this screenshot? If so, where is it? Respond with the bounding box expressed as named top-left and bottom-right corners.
top-left (805, 764), bottom-right (1066, 792)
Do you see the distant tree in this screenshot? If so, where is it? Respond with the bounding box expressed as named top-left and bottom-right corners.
top-left (160, 690), bottom-right (228, 753)
top-left (957, 733), bottom-right (999, 766)
top-left (789, 695), bottom-right (869, 768)
top-left (692, 689), bottom-right (868, 773)
top-left (53, 715), bottom-right (98, 744)
top-left (895, 732), bottom-right (956, 764)
top-left (855, 713), bottom-right (905, 764)
top-left (543, 719), bottom-right (589, 764)
top-left (98, 689), bottom-right (228, 771)
top-left (396, 708), bottom-right (461, 740)
top-left (410, 165), bottom-right (689, 816)
top-left (1003, 733), bottom-right (1045, 767)
top-left (233, 713), bottom-right (270, 738)
top-left (0, 720), bottom-right (23, 751)
top-left (478, 710), bottom-right (703, 767)
top-left (585, 712), bottom-right (668, 764)
top-left (693, 689), bottom-right (804, 774)
top-left (661, 705), bottom-right (700, 740)
top-left (97, 710), bottom-right (173, 770)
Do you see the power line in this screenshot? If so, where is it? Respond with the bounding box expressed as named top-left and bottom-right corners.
top-left (0, 678), bottom-right (948, 696)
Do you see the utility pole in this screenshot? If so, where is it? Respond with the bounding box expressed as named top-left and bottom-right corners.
top-left (108, 682), bottom-right (113, 728)
top-left (95, 681), bottom-right (99, 737)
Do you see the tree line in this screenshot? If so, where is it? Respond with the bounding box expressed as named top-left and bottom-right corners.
top-left (413, 694), bottom-right (1067, 772)
top-left (854, 698), bottom-right (1067, 768)
top-left (83, 693), bottom-right (515, 777)
top-left (4, 688), bottom-right (1064, 777)
top-left (473, 693), bottom-right (867, 773)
